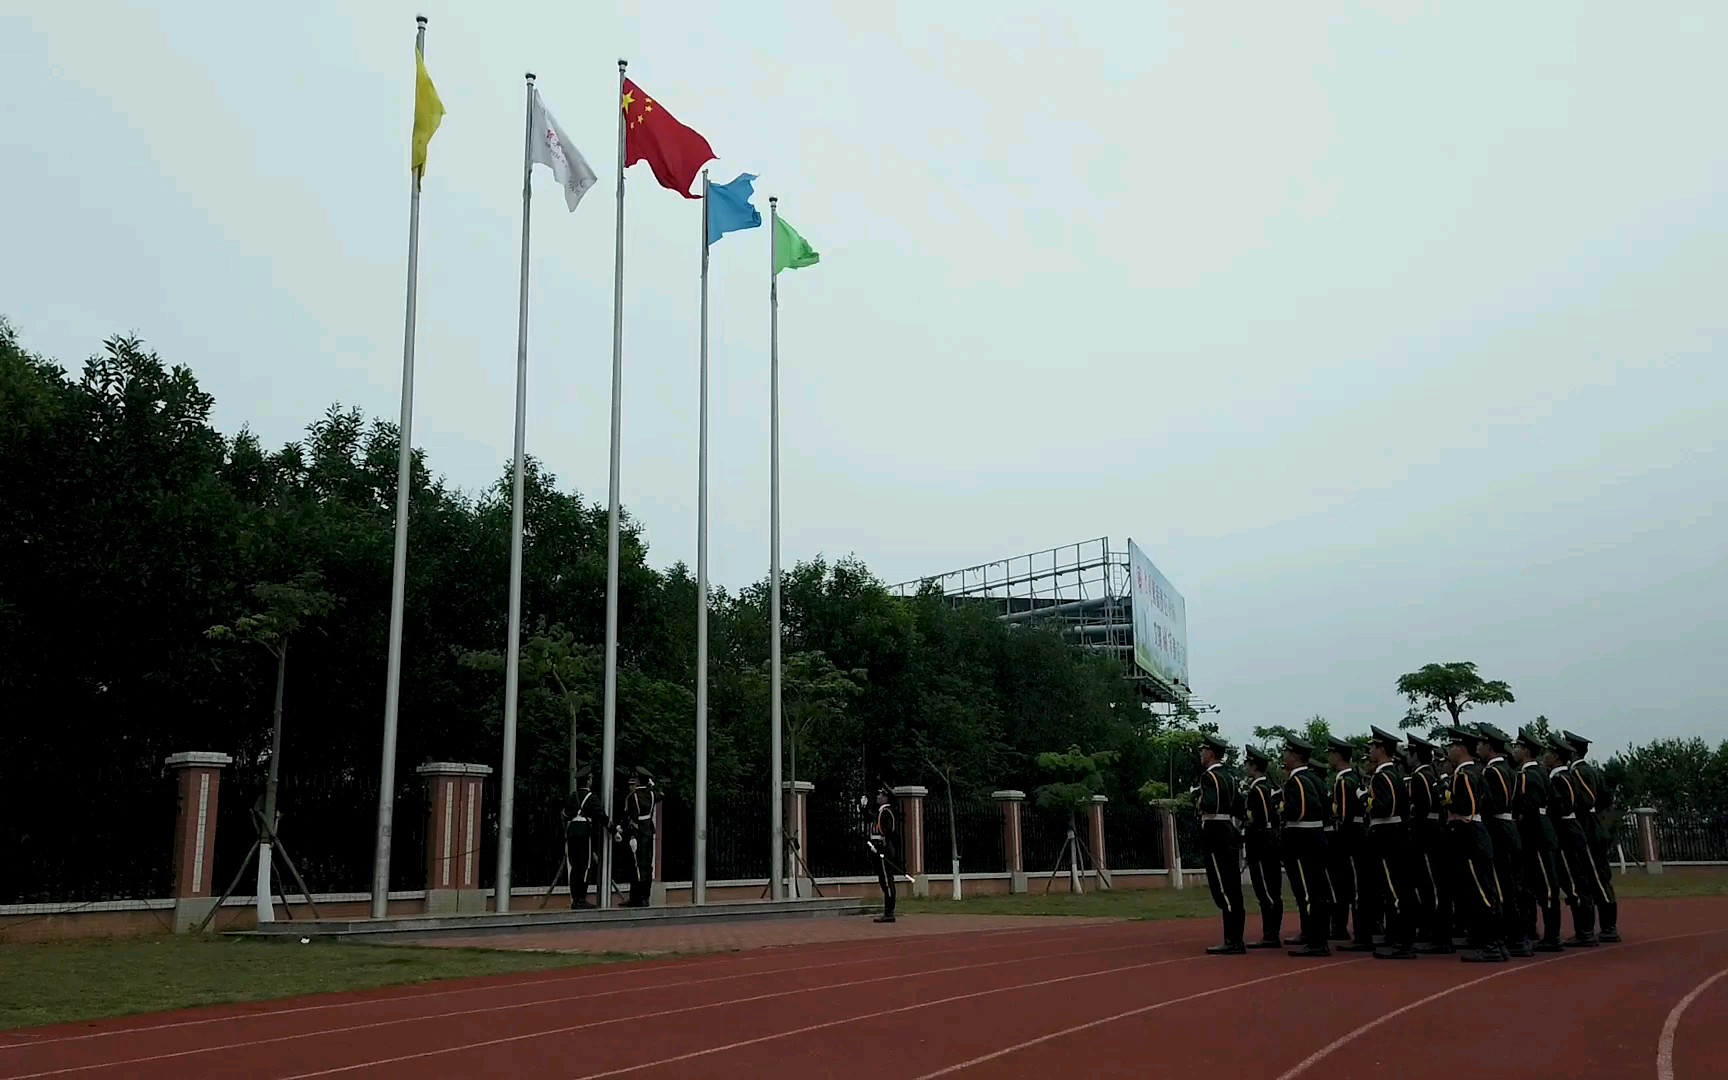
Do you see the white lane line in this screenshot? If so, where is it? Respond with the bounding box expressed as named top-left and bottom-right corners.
top-left (39, 936), bottom-right (1192, 1080)
top-left (916, 960), bottom-right (1372, 1078)
top-left (1273, 928), bottom-right (1728, 1080)
top-left (1657, 966), bottom-right (1728, 1080)
top-left (0, 920), bottom-right (1109, 1052)
top-left (567, 950), bottom-right (1276, 1080)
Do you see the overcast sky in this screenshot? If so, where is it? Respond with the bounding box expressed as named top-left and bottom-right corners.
top-left (5, 2), bottom-right (1724, 756)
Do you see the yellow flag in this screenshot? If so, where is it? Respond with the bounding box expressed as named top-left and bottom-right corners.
top-left (411, 49), bottom-right (444, 175)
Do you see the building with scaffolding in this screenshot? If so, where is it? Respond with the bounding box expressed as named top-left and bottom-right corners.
top-left (889, 537), bottom-right (1203, 710)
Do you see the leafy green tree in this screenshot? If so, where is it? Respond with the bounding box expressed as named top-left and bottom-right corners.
top-left (1396, 662), bottom-right (1515, 736)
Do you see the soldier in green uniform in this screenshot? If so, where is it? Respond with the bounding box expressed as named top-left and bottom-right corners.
top-left (1444, 725), bottom-right (1507, 962)
top-left (562, 766), bottom-right (608, 909)
top-left (1325, 737), bottom-right (1373, 949)
top-left (1404, 733), bottom-right (1449, 954)
top-left (1365, 726), bottom-right (1417, 960)
top-left (1544, 734), bottom-right (1602, 947)
top-left (621, 768), bottom-right (657, 907)
top-left (1241, 744), bottom-right (1284, 949)
top-left (1511, 727), bottom-right (1562, 951)
top-left (1562, 730), bottom-right (1620, 942)
top-left (1195, 733), bottom-right (1247, 954)
top-left (1473, 723), bottom-right (1531, 957)
top-left (1280, 735), bottom-right (1333, 957)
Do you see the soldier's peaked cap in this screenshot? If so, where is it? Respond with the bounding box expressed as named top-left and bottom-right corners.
top-left (1282, 734), bottom-right (1314, 758)
top-left (574, 765), bottom-right (593, 779)
top-left (1369, 726), bottom-right (1401, 749)
top-left (1475, 722), bottom-right (1511, 748)
top-left (1200, 732), bottom-right (1231, 755)
top-left (1444, 725), bottom-right (1478, 746)
top-left (1405, 732), bottom-right (1435, 753)
top-left (1244, 744), bottom-right (1271, 766)
top-left (1546, 733), bottom-right (1577, 757)
top-left (1514, 726), bottom-right (1545, 750)
top-left (1326, 735), bottom-right (1355, 757)
top-left (1562, 729), bottom-right (1592, 750)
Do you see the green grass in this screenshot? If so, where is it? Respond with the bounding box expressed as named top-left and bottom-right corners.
top-left (0, 936), bottom-right (640, 1032)
top-left (898, 867), bottom-right (1728, 920)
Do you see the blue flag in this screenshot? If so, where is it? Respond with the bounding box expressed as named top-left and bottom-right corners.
top-left (706, 173), bottom-right (762, 247)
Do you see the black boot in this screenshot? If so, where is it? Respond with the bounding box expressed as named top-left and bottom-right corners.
top-left (1599, 902), bottom-right (1620, 942)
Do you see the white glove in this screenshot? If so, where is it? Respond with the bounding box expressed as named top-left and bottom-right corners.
top-left (628, 838), bottom-right (638, 854)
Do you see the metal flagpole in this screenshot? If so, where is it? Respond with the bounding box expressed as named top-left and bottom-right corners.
top-left (694, 169), bottom-right (711, 906)
top-left (598, 58), bottom-right (629, 910)
top-left (371, 13), bottom-right (429, 919)
top-left (767, 196), bottom-right (784, 901)
top-left (494, 72), bottom-right (537, 913)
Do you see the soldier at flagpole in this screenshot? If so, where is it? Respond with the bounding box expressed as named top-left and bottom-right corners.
top-left (866, 784), bottom-right (899, 924)
top-left (1195, 733), bottom-right (1246, 954)
top-left (562, 767), bottom-right (607, 909)
top-left (1562, 729), bottom-right (1620, 942)
top-left (1241, 744), bottom-right (1284, 949)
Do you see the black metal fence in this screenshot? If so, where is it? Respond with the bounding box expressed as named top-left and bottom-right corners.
top-left (1103, 802), bottom-right (1165, 870)
top-left (925, 797), bottom-right (1008, 875)
top-left (1173, 806), bottom-right (1202, 868)
top-left (1654, 813), bottom-right (1728, 862)
top-left (0, 762), bottom-right (178, 905)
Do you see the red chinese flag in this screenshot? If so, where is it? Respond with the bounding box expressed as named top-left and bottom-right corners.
top-left (622, 79), bottom-right (715, 199)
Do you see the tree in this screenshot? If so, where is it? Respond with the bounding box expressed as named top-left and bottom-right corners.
top-left (1396, 662), bottom-right (1515, 735)
top-left (1034, 745), bottom-right (1119, 892)
top-left (769, 650), bottom-right (867, 792)
top-left (461, 620), bottom-right (601, 793)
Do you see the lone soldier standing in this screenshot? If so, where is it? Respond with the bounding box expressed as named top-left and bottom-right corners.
top-left (1474, 723), bottom-right (1531, 957)
top-left (1242, 744), bottom-right (1284, 949)
top-left (1511, 727), bottom-right (1563, 951)
top-left (1326, 737), bottom-right (1373, 949)
top-left (866, 785), bottom-right (899, 924)
top-left (1365, 726), bottom-right (1417, 960)
top-left (1544, 734), bottom-right (1602, 947)
top-left (1444, 726), bottom-right (1506, 962)
top-left (1195, 733), bottom-right (1246, 954)
top-left (1405, 733), bottom-right (1449, 954)
top-left (562, 767), bottom-right (608, 909)
top-left (1563, 729), bottom-right (1620, 942)
top-left (1280, 735), bottom-right (1333, 957)
top-left (620, 768), bottom-right (657, 908)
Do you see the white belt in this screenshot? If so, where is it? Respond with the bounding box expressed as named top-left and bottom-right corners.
top-left (1201, 814), bottom-right (1234, 822)
top-left (1370, 816), bottom-right (1403, 826)
top-left (1561, 813), bottom-right (1576, 820)
top-left (1493, 813), bottom-right (1513, 821)
top-left (1352, 815), bottom-right (1364, 823)
top-left (1426, 813), bottom-right (1441, 820)
top-left (1285, 821), bottom-right (1324, 829)
top-left (1538, 808), bottom-right (1548, 815)
top-left (1451, 814), bottom-right (1483, 823)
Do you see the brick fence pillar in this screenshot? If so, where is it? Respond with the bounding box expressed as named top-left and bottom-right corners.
top-left (165, 752), bottom-right (233, 932)
top-left (1634, 807), bottom-right (1663, 875)
top-left (994, 790), bottom-right (1027, 894)
top-left (417, 762), bottom-right (493, 914)
top-left (1088, 794), bottom-right (1111, 889)
top-left (893, 786), bottom-right (930, 898)
top-left (784, 780), bottom-right (814, 898)
top-left (1157, 805), bottom-right (1185, 889)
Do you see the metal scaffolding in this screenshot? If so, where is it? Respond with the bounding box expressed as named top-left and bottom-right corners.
top-left (890, 537), bottom-right (1198, 708)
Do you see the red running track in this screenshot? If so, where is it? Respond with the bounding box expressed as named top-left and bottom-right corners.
top-left (2, 897), bottom-right (1725, 1078)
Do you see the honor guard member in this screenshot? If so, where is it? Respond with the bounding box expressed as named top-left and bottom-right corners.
top-left (1404, 733), bottom-right (1448, 953)
top-left (1474, 723), bottom-right (1531, 957)
top-left (1363, 727), bottom-right (1417, 959)
top-left (1562, 730), bottom-right (1620, 942)
top-left (562, 767), bottom-right (608, 909)
top-left (1195, 733), bottom-right (1247, 954)
top-left (1242, 744), bottom-right (1285, 949)
top-left (1511, 727), bottom-right (1563, 951)
top-left (1280, 735), bottom-right (1334, 957)
top-left (1544, 734), bottom-right (1601, 947)
top-left (1444, 726), bottom-right (1507, 962)
top-left (621, 768), bottom-right (657, 908)
top-left (866, 785), bottom-right (899, 923)
top-left (1325, 737), bottom-right (1373, 948)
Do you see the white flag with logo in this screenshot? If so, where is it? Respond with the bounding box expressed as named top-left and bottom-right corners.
top-left (530, 89), bottom-right (597, 212)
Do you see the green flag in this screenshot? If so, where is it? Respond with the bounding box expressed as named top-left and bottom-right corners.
top-left (773, 216), bottom-right (819, 274)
